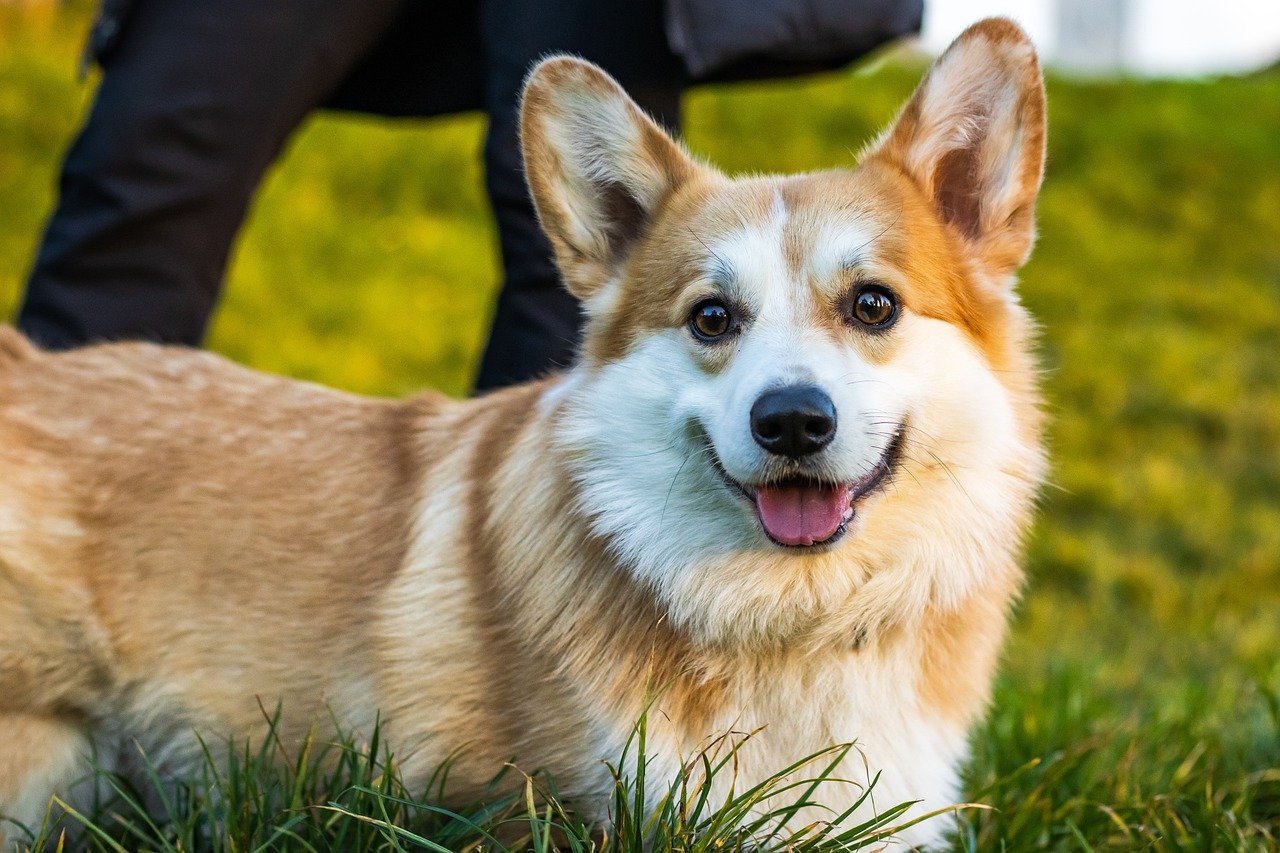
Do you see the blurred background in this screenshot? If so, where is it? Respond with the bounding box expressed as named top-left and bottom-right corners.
top-left (1, 0), bottom-right (1278, 847)
top-left (925, 0), bottom-right (1280, 75)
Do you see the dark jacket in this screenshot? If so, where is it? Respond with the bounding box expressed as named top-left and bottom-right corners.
top-left (665, 0), bottom-right (923, 80)
top-left (86, 0), bottom-right (923, 102)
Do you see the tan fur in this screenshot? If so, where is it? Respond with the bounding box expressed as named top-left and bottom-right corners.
top-left (870, 18), bottom-right (1046, 277)
top-left (2, 19), bottom-right (1046, 848)
top-left (0, 715), bottom-right (90, 839)
top-left (520, 56), bottom-right (700, 301)
top-left (0, 328), bottom-right (36, 366)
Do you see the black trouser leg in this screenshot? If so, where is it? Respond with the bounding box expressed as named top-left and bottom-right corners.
top-left (473, 0), bottom-right (683, 391)
top-left (20, 0), bottom-right (681, 392)
top-left (17, 0), bottom-right (404, 348)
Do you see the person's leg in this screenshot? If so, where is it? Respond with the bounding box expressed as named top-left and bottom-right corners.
top-left (18, 0), bottom-right (403, 349)
top-left (474, 0), bottom-right (684, 391)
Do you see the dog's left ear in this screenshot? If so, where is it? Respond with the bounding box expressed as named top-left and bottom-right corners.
top-left (520, 56), bottom-right (702, 299)
top-left (868, 18), bottom-right (1046, 278)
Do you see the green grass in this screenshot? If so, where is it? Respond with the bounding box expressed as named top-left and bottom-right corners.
top-left (16, 710), bottom-right (950, 852)
top-left (3, 2), bottom-right (1279, 849)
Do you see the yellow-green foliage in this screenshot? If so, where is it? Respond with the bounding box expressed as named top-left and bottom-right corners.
top-left (2, 3), bottom-right (1278, 848)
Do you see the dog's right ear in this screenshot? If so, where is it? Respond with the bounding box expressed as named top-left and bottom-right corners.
top-left (520, 56), bottom-right (701, 299)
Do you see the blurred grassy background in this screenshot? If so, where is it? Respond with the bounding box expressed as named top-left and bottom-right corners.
top-left (2, 2), bottom-right (1278, 847)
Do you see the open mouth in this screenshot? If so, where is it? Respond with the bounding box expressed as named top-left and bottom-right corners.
top-left (704, 425), bottom-right (905, 549)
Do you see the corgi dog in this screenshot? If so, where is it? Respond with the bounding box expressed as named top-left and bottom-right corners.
top-left (0, 18), bottom-right (1046, 849)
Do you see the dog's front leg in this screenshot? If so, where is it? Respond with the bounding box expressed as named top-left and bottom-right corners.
top-left (0, 714), bottom-right (93, 850)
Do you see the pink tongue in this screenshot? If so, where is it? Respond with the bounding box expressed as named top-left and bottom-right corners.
top-left (755, 482), bottom-right (851, 546)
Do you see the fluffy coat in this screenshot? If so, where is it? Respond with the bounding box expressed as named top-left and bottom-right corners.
top-left (0, 19), bottom-right (1046, 848)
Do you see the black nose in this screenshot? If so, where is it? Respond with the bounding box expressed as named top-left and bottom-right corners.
top-left (750, 385), bottom-right (837, 459)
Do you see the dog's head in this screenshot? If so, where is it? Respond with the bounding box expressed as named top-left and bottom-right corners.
top-left (522, 19), bottom-right (1047, 647)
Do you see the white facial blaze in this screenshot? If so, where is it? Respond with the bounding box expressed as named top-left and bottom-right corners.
top-left (700, 214), bottom-right (905, 486)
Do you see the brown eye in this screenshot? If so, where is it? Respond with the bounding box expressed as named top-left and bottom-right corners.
top-left (690, 300), bottom-right (733, 341)
top-left (851, 285), bottom-right (898, 328)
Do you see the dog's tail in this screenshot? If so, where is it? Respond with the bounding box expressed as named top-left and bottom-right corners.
top-left (0, 326), bottom-right (37, 368)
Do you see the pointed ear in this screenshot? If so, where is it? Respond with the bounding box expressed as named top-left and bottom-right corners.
top-left (520, 56), bottom-right (701, 299)
top-left (868, 18), bottom-right (1046, 277)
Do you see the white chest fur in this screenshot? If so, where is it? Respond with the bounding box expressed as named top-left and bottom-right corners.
top-left (593, 643), bottom-right (968, 849)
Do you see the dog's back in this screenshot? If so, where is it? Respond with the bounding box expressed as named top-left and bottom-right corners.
top-left (0, 334), bottom-right (433, 839)
top-left (0, 327), bottom-right (36, 368)
top-left (0, 335), bottom-right (426, 702)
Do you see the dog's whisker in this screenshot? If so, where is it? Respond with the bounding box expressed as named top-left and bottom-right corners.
top-left (659, 448), bottom-right (696, 529)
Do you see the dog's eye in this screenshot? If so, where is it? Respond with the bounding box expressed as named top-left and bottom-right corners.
top-left (690, 300), bottom-right (733, 341)
top-left (851, 285), bottom-right (898, 328)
